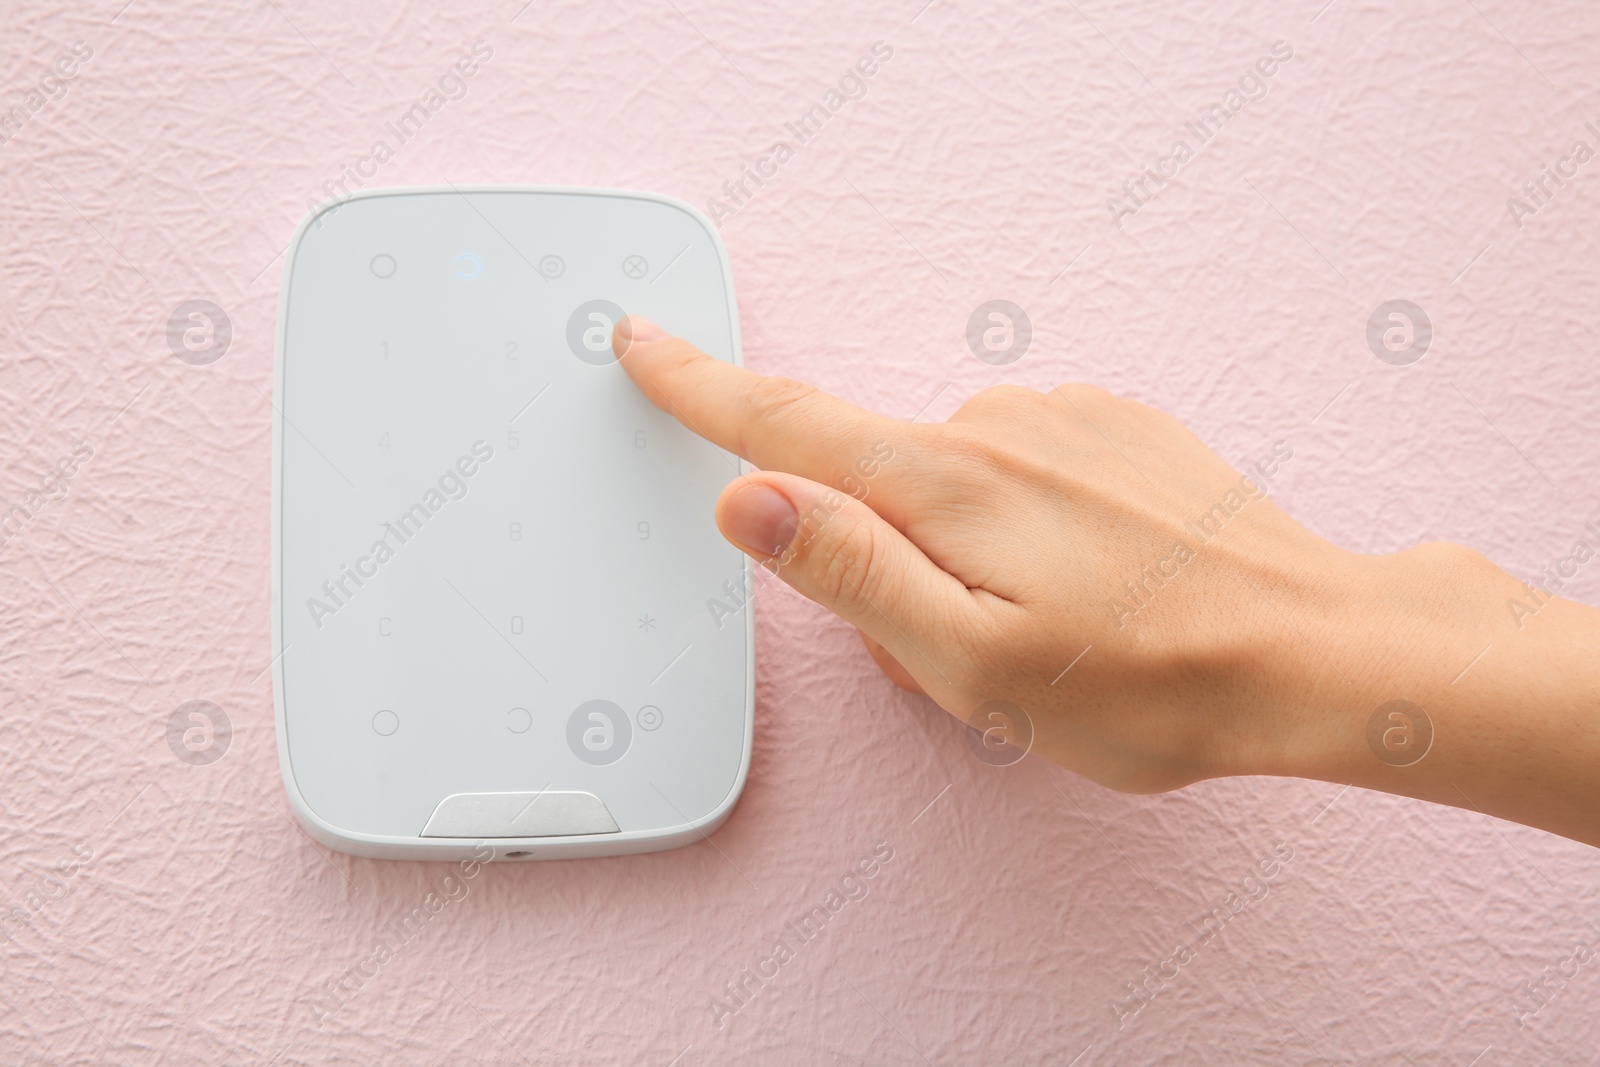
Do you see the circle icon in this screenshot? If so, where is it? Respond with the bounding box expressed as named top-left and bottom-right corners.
top-left (372, 709), bottom-right (400, 737)
top-left (1365, 699), bottom-right (1433, 767)
top-left (166, 299), bottom-right (232, 366)
top-left (566, 299), bottom-right (628, 366)
top-left (455, 252), bottom-right (483, 281)
top-left (539, 254), bottom-right (565, 280)
top-left (507, 707), bottom-right (532, 734)
top-left (622, 255), bottom-right (649, 279)
top-left (963, 700), bottom-right (1034, 767)
top-left (966, 300), bottom-right (1031, 365)
top-left (1366, 300), bottom-right (1431, 366)
top-left (369, 253), bottom-right (397, 279)
top-left (567, 699), bottom-right (632, 765)
top-left (637, 705), bottom-right (663, 731)
top-left (166, 700), bottom-right (232, 766)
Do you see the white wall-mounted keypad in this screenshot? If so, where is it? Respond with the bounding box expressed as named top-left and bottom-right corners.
top-left (272, 187), bottom-right (753, 860)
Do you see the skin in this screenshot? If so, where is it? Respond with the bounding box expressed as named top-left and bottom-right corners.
top-left (612, 316), bottom-right (1600, 848)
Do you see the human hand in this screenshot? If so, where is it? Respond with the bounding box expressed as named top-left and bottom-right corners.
top-left (612, 317), bottom-right (1600, 844)
top-left (611, 315), bottom-right (1365, 793)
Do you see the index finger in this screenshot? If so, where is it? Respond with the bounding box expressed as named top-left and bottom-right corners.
top-left (613, 315), bottom-right (908, 495)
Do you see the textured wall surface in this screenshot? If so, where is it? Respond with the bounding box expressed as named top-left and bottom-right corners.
top-left (2, 1), bottom-right (1598, 1063)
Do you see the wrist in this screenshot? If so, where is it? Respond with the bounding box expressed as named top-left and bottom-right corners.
top-left (1256, 539), bottom-right (1600, 843)
top-left (1241, 541), bottom-right (1490, 785)
top-left (1290, 540), bottom-right (1600, 846)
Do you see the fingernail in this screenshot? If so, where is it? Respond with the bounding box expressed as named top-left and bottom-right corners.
top-left (723, 483), bottom-right (798, 558)
top-left (618, 315), bottom-right (667, 344)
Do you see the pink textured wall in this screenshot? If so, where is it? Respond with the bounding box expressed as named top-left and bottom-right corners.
top-left (2, 1), bottom-right (1598, 1063)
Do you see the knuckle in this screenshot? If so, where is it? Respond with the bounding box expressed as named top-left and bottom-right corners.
top-left (740, 375), bottom-right (818, 457)
top-left (801, 506), bottom-right (880, 608)
top-left (1407, 540), bottom-right (1492, 581)
top-left (928, 424), bottom-right (1071, 508)
top-left (983, 383), bottom-right (1047, 405)
top-left (1050, 381), bottom-right (1117, 410)
top-left (952, 383), bottom-right (1045, 422)
top-left (935, 424), bottom-right (1004, 466)
top-left (933, 425), bottom-right (1022, 481)
top-left (747, 375), bottom-right (818, 424)
top-left (660, 337), bottom-right (709, 378)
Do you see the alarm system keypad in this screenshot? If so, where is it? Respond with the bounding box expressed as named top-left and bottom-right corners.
top-left (279, 191), bottom-right (749, 841)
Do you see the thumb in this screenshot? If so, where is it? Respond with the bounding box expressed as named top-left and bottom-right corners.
top-left (715, 470), bottom-right (970, 693)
